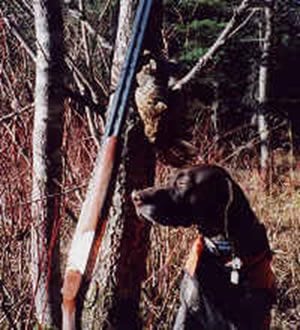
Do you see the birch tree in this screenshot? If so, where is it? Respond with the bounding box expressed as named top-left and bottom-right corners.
top-left (257, 3), bottom-right (273, 180)
top-left (31, 0), bottom-right (65, 327)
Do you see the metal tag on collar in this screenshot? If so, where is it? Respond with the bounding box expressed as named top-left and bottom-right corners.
top-left (204, 236), bottom-right (233, 257)
top-left (227, 256), bottom-right (242, 285)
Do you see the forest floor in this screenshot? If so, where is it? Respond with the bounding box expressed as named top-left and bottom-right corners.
top-left (0, 107), bottom-right (299, 328)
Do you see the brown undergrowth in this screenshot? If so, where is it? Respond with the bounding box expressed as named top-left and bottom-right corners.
top-left (0, 105), bottom-right (299, 329)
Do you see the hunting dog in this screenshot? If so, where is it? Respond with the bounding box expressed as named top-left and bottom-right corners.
top-left (132, 165), bottom-right (276, 330)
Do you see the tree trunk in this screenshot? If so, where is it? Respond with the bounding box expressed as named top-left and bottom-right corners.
top-left (79, 1), bottom-right (164, 328)
top-left (257, 5), bottom-right (273, 180)
top-left (109, 0), bottom-right (134, 92)
top-left (31, 0), bottom-right (65, 327)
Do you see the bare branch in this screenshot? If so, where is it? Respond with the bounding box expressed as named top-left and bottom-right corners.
top-left (77, 0), bottom-right (102, 148)
top-left (0, 280), bottom-right (17, 330)
top-left (0, 104), bottom-right (33, 124)
top-left (2, 122), bottom-right (31, 166)
top-left (68, 8), bottom-right (112, 52)
top-left (65, 56), bottom-right (100, 106)
top-left (3, 15), bottom-right (106, 114)
top-left (227, 8), bottom-right (257, 40)
top-left (72, 68), bottom-right (103, 146)
top-left (64, 88), bottom-right (102, 113)
top-left (172, 0), bottom-right (252, 90)
top-left (2, 17), bottom-right (36, 62)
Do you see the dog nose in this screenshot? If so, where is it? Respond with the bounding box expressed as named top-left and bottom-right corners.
top-left (131, 190), bottom-right (142, 206)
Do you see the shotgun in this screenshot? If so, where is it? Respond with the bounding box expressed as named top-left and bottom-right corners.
top-left (61, 0), bottom-right (154, 329)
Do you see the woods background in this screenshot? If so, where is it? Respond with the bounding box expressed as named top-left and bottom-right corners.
top-left (0, 0), bottom-right (299, 329)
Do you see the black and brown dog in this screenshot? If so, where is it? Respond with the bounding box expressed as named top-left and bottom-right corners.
top-left (132, 164), bottom-right (276, 330)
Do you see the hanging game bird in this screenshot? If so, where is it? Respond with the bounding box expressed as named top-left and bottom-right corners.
top-left (134, 54), bottom-right (168, 144)
top-left (135, 52), bottom-right (199, 167)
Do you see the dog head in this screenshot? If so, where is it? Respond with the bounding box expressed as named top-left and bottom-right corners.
top-left (132, 165), bottom-right (241, 236)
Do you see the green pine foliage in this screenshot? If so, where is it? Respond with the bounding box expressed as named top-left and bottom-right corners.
top-left (164, 0), bottom-right (228, 66)
top-left (177, 19), bottom-right (226, 63)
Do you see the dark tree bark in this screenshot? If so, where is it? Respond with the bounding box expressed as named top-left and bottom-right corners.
top-left (31, 0), bottom-right (65, 327)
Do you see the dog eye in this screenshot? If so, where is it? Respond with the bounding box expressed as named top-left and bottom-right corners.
top-left (175, 175), bottom-right (190, 190)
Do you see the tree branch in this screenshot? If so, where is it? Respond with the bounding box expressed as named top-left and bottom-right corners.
top-left (71, 70), bottom-right (104, 146)
top-left (3, 15), bottom-right (106, 118)
top-left (172, 0), bottom-right (252, 90)
top-left (2, 122), bottom-right (31, 166)
top-left (68, 8), bottom-right (112, 52)
top-left (2, 17), bottom-right (36, 62)
top-left (64, 88), bottom-right (102, 114)
top-left (78, 0), bottom-right (102, 148)
top-left (65, 55), bottom-right (101, 107)
top-left (0, 104), bottom-right (33, 124)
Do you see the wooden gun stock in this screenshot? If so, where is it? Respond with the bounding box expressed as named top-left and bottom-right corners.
top-left (62, 137), bottom-right (117, 330)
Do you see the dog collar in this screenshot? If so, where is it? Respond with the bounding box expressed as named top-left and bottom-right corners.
top-left (185, 234), bottom-right (275, 291)
top-left (184, 235), bottom-right (235, 277)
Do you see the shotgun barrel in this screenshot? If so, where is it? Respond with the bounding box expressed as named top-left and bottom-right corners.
top-left (106, 0), bottom-right (153, 137)
top-left (61, 0), bottom-right (154, 329)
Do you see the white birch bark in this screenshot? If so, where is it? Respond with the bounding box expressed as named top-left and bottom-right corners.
top-left (258, 5), bottom-right (273, 172)
top-left (31, 0), bottom-right (65, 327)
top-left (110, 0), bottom-right (134, 91)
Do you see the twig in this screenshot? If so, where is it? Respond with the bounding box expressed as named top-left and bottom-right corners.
top-left (2, 17), bottom-right (36, 62)
top-left (172, 0), bottom-right (252, 90)
top-left (78, 0), bottom-right (92, 69)
top-left (219, 122), bottom-right (286, 165)
top-left (68, 8), bottom-right (112, 51)
top-left (2, 122), bottom-right (31, 166)
top-left (17, 0), bottom-right (33, 13)
top-left (0, 64), bottom-right (19, 105)
top-left (65, 56), bottom-right (100, 105)
top-left (97, 0), bottom-right (112, 24)
top-left (78, 0), bottom-right (102, 148)
top-left (29, 183), bottom-right (89, 208)
top-left (0, 104), bottom-right (33, 124)
top-left (64, 88), bottom-right (103, 114)
top-left (72, 70), bottom-right (104, 145)
top-left (3, 15), bottom-right (105, 115)
top-left (85, 108), bottom-right (102, 148)
top-left (227, 8), bottom-right (257, 40)
top-left (0, 281), bottom-right (17, 330)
